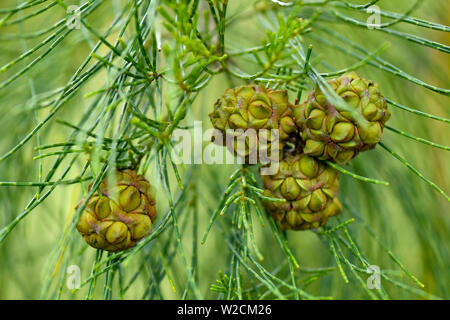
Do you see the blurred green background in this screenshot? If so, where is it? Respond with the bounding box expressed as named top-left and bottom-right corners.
top-left (0, 0), bottom-right (448, 299)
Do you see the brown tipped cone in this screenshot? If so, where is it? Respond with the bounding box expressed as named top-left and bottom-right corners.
top-left (294, 72), bottom-right (390, 164)
top-left (76, 169), bottom-right (157, 252)
top-left (261, 150), bottom-right (342, 230)
top-left (209, 84), bottom-right (300, 164)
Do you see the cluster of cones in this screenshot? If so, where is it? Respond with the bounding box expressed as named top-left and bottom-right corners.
top-left (74, 72), bottom-right (391, 252)
top-left (209, 72), bottom-right (390, 230)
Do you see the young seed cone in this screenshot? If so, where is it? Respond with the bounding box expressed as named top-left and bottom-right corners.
top-left (76, 169), bottom-right (157, 252)
top-left (261, 150), bottom-right (342, 230)
top-left (295, 72), bottom-right (391, 164)
top-left (209, 84), bottom-right (299, 163)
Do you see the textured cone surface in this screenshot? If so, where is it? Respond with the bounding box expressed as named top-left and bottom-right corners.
top-left (209, 84), bottom-right (298, 163)
top-left (76, 169), bottom-right (157, 252)
top-left (295, 72), bottom-right (390, 164)
top-left (261, 152), bottom-right (342, 230)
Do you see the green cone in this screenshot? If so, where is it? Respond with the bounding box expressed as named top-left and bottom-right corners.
top-left (209, 84), bottom-right (298, 163)
top-left (294, 72), bottom-right (391, 164)
top-left (261, 150), bottom-right (342, 230)
top-left (76, 169), bottom-right (157, 252)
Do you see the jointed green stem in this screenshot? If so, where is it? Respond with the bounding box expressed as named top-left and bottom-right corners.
top-left (379, 143), bottom-right (450, 202)
top-left (385, 125), bottom-right (450, 151)
top-left (325, 161), bottom-right (390, 186)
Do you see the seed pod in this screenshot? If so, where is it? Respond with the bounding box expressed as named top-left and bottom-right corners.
top-left (295, 72), bottom-right (391, 164)
top-left (76, 169), bottom-right (157, 252)
top-left (261, 151), bottom-right (342, 230)
top-left (209, 84), bottom-right (299, 163)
